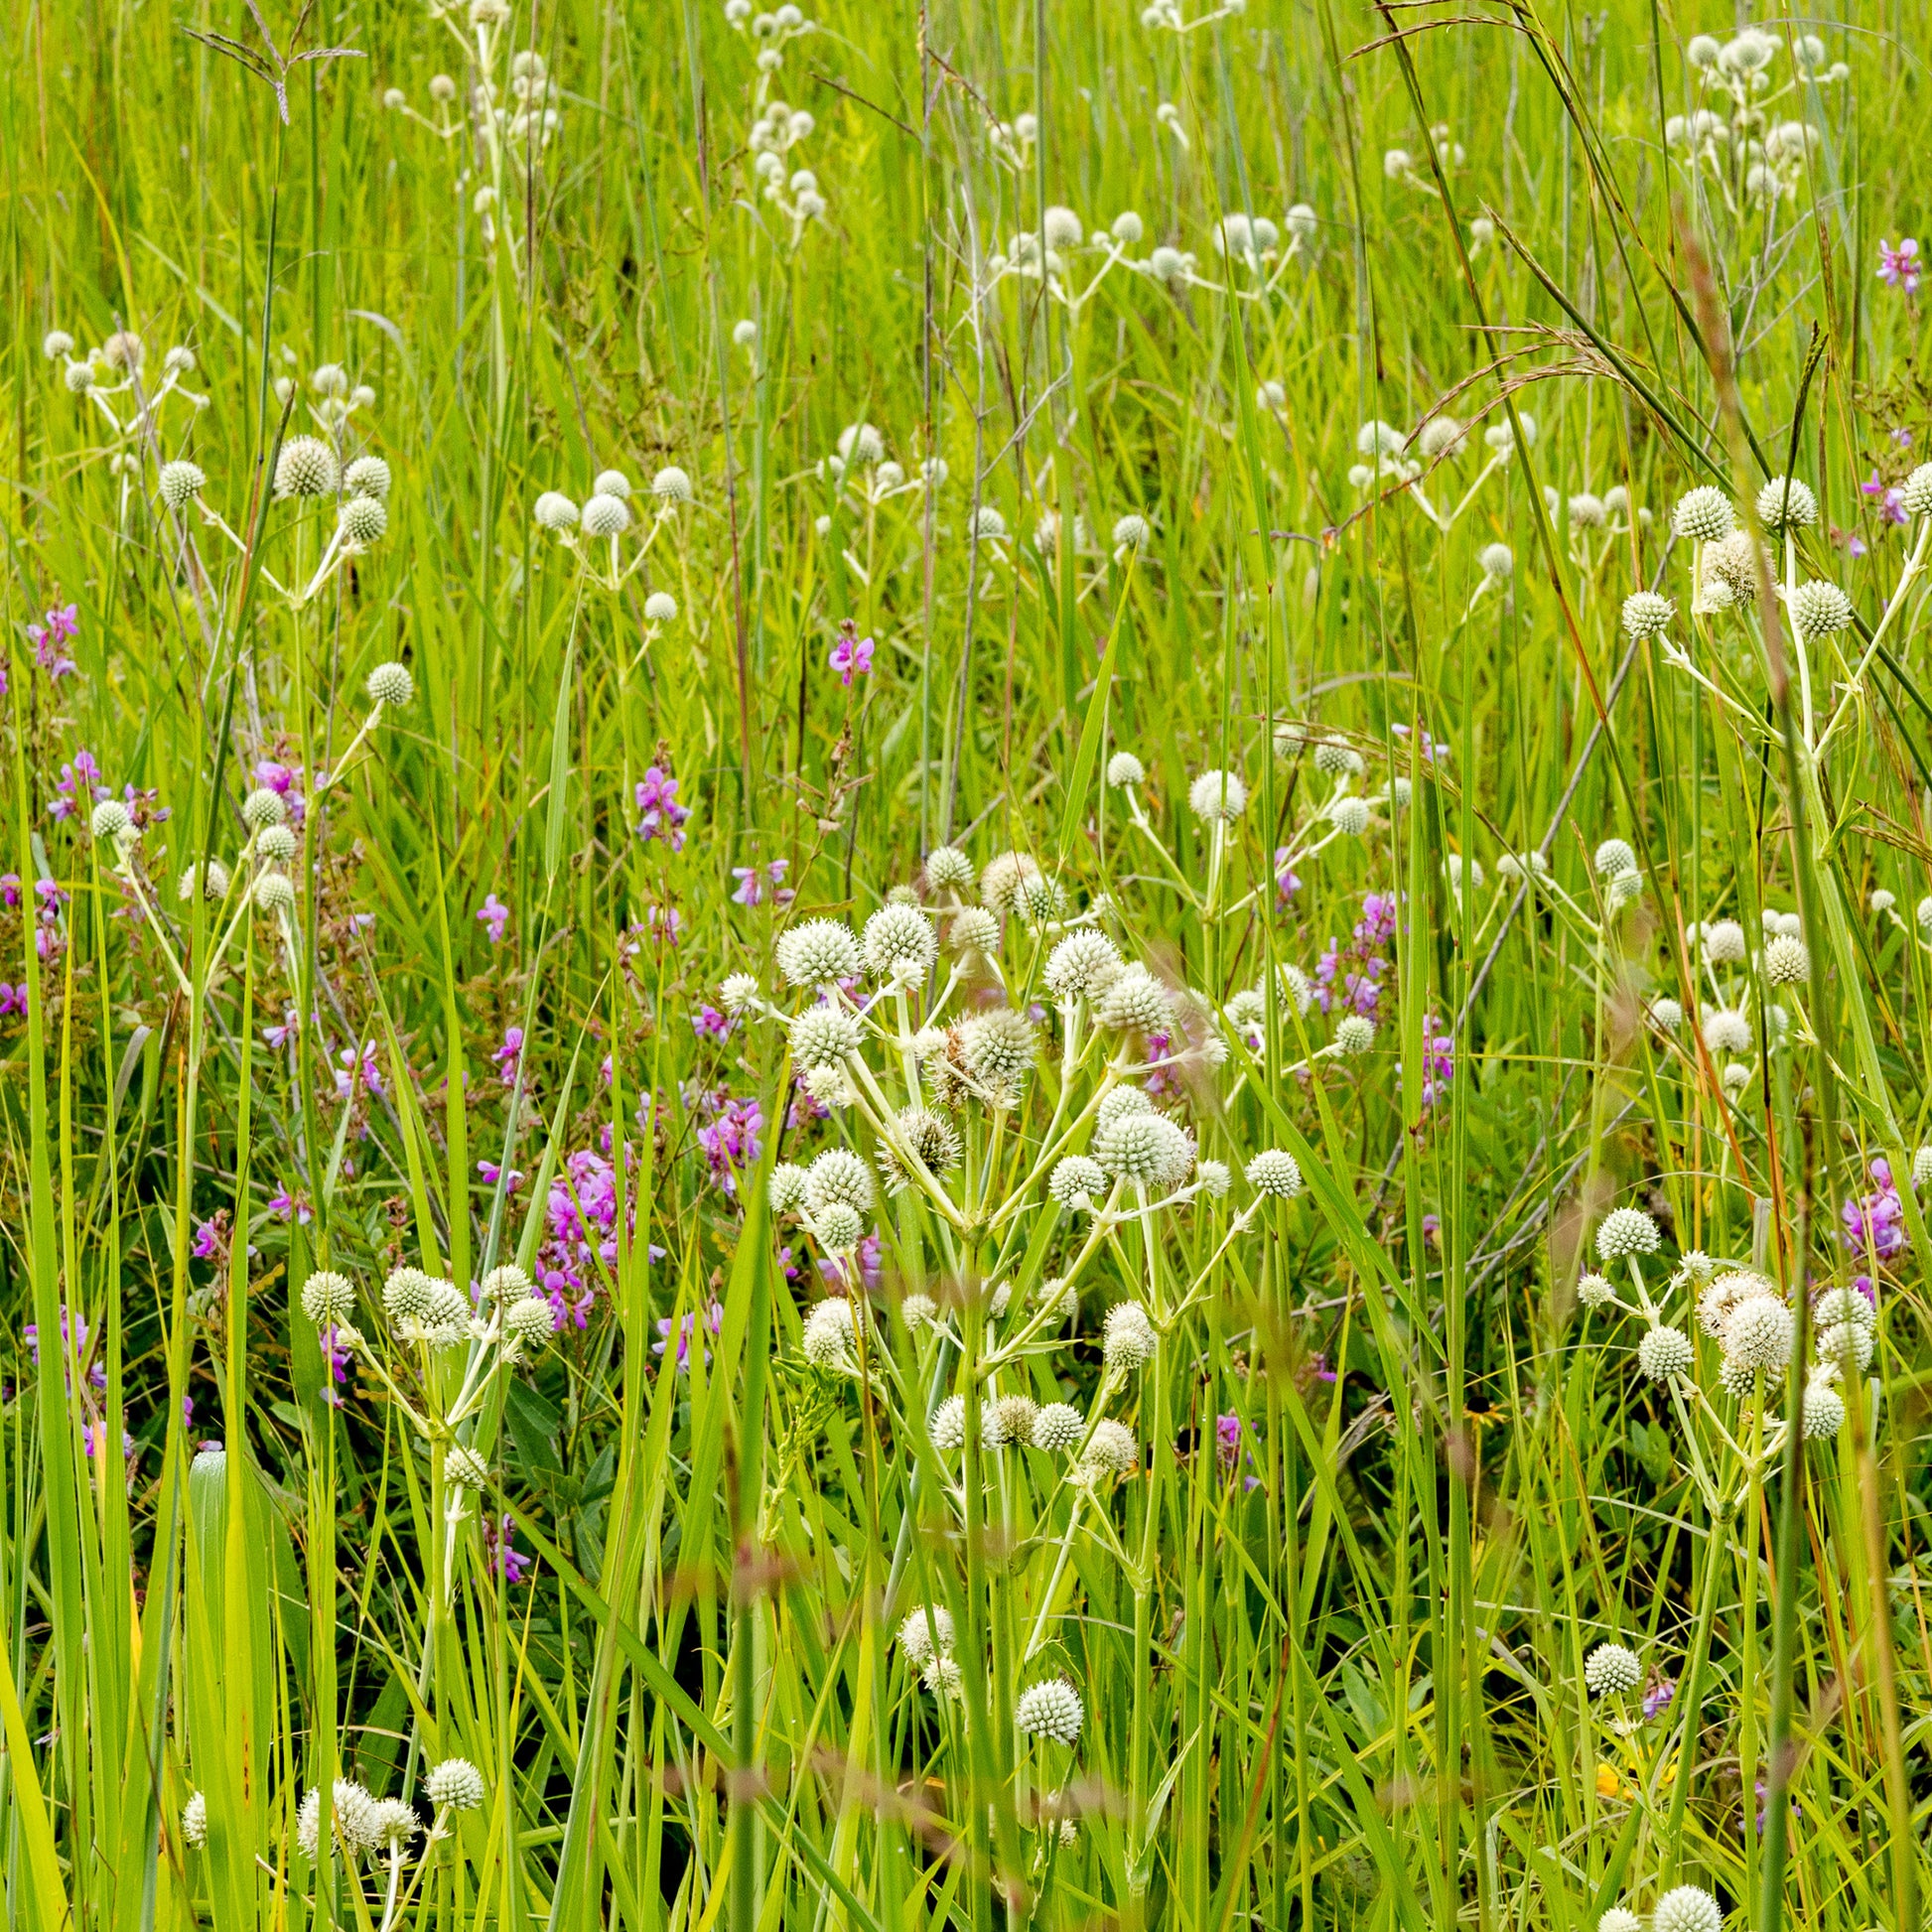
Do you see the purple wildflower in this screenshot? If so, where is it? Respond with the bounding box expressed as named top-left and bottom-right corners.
top-left (1877, 236), bottom-right (1921, 293)
top-left (477, 894), bottom-right (510, 944)
top-left (492, 1027), bottom-right (524, 1080)
top-left (829, 619), bottom-right (874, 688)
top-left (652, 1302), bottom-right (725, 1372)
top-left (1842, 1158), bottom-right (1905, 1261)
top-left (634, 765), bottom-right (689, 850)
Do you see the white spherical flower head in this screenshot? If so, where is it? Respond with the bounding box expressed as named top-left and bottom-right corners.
top-left (1181, 768), bottom-right (1244, 822)
top-left (1312, 739), bottom-right (1363, 777)
top-left (274, 435), bottom-right (340, 499)
top-left (66, 361), bottom-right (96, 393)
top-left (1031, 1402), bottom-right (1084, 1451)
top-left (1083, 1419), bottom-right (1139, 1476)
top-left (961, 1009), bottom-right (1036, 1090)
top-left (1649, 998), bottom-right (1684, 1032)
top-left (1598, 1909), bottom-right (1642, 1932)
top-left (1015, 1678), bottom-right (1084, 1746)
top-left (1592, 838), bottom-right (1637, 879)
top-left (651, 465), bottom-right (695, 503)
top-left (1755, 476), bottom-right (1817, 533)
top-left (1479, 541), bottom-right (1514, 580)
top-left (970, 504), bottom-right (1008, 542)
top-left (534, 491), bottom-right (580, 530)
top-left (254, 873), bottom-right (297, 914)
top-left (1702, 1008), bottom-right (1752, 1056)
top-left (790, 1005), bottom-right (862, 1067)
top-left (1583, 1641), bottom-right (1643, 1698)
top-left (812, 1203), bottom-right (865, 1254)
top-left (300, 1269), bottom-right (356, 1325)
top-left (1899, 463), bottom-right (1932, 519)
top-left (1813, 1286), bottom-right (1875, 1336)
top-left (1099, 966), bottom-right (1173, 1035)
top-left (947, 907), bottom-right (1002, 958)
top-left (444, 1445), bottom-right (489, 1490)
top-left (1595, 1206), bottom-right (1660, 1261)
top-left (591, 469), bottom-right (631, 500)
top-left (1095, 1111), bottom-right (1191, 1186)
top-left (1328, 794), bottom-right (1371, 837)
top-left (1800, 1377), bottom-right (1846, 1441)
top-left (90, 798), bottom-right (134, 843)
top-left (1049, 1155), bottom-right (1107, 1209)
top-left (1911, 1144), bottom-right (1932, 1192)
top-left (1577, 1272), bottom-right (1614, 1311)
top-left (1044, 931), bottom-right (1122, 1001)
top-left (1106, 751), bottom-right (1146, 789)
top-left (802, 1295), bottom-right (863, 1364)
top-left (1700, 918), bottom-right (1747, 964)
top-left (1670, 485), bottom-right (1734, 543)
top-left (505, 1297), bottom-right (557, 1348)
top-left (345, 455), bottom-right (391, 500)
top-left (897, 1604), bottom-right (954, 1666)
top-left (928, 1394), bottom-right (967, 1451)
top-left (1817, 1318), bottom-right (1874, 1372)
top-left (1102, 1299), bottom-right (1158, 1370)
top-left (1567, 491), bottom-right (1606, 530)
top-left (483, 1262), bottom-right (535, 1306)
top-left (1098, 1086), bottom-right (1155, 1129)
top-left (1040, 206), bottom-right (1084, 249)
top-left (43, 329), bottom-right (74, 359)
top-left (718, 972), bottom-right (759, 1014)
top-left (643, 591), bottom-right (678, 623)
top-left (805, 1147), bottom-right (875, 1216)
top-left (923, 844), bottom-right (976, 891)
top-left (366, 661), bottom-right (415, 708)
top-left (1654, 1888), bottom-right (1722, 1932)
top-left (182, 1791), bottom-right (208, 1849)
top-left (1790, 579), bottom-right (1855, 638)
top-left (1246, 1149), bottom-right (1305, 1199)
top-left (159, 460), bottom-right (207, 509)
top-left (1418, 415), bottom-right (1464, 459)
top-left (581, 492), bottom-right (632, 538)
top-left (1761, 933), bottom-right (1808, 985)
top-left (864, 902), bottom-right (938, 980)
top-left (1723, 1295), bottom-right (1793, 1371)
top-left (767, 1165), bottom-right (808, 1216)
top-left (425, 1758), bottom-right (486, 1811)
top-left (1335, 1014), bottom-right (1377, 1055)
top-left (979, 851), bottom-right (1043, 915)
top-left (1637, 1323), bottom-right (1694, 1381)
top-left (1620, 591), bottom-right (1674, 640)
top-left (1112, 512), bottom-right (1151, 550)
top-left (339, 495), bottom-right (388, 546)
top-left (775, 917), bottom-right (862, 987)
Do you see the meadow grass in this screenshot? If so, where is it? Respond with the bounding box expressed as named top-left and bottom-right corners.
top-left (1, 0), bottom-right (1930, 1927)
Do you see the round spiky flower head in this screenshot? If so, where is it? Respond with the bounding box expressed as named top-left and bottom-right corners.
top-left (581, 492), bottom-right (632, 538)
top-left (66, 362), bottom-right (95, 393)
top-left (1584, 1642), bottom-right (1643, 1698)
top-left (592, 469), bottom-right (631, 499)
top-left (1098, 1086), bottom-right (1154, 1129)
top-left (651, 465), bottom-right (694, 503)
top-left (643, 591), bottom-right (678, 623)
top-left (90, 798), bottom-right (133, 843)
top-left (948, 908), bottom-right (1001, 958)
top-left (300, 1270), bottom-right (355, 1325)
top-left (1802, 1378), bottom-right (1846, 1440)
top-left (534, 491), bottom-right (579, 530)
top-left (275, 435), bottom-right (340, 499)
top-left (1756, 476), bottom-right (1817, 533)
top-left (1701, 918), bottom-right (1747, 963)
top-left (1045, 931), bottom-right (1122, 1000)
top-left (1098, 965), bottom-right (1173, 1035)
top-left (340, 495), bottom-right (387, 546)
top-left (1188, 769), bottom-right (1248, 822)
top-left (1103, 1299), bottom-right (1159, 1370)
top-left (365, 1800), bottom-right (417, 1852)
top-left (1096, 1111), bottom-right (1191, 1186)
top-left (776, 917), bottom-right (861, 988)
top-left (505, 1298), bottom-right (556, 1348)
top-left (961, 1008), bottom-right (1036, 1090)
top-left (483, 1263), bottom-right (535, 1306)
top-left (1577, 1272), bottom-right (1614, 1310)
top-left (897, 1604), bottom-right (955, 1666)
top-left (719, 972), bottom-right (759, 1014)
top-left (1477, 541), bottom-right (1514, 581)
top-left (1112, 512), bottom-right (1151, 551)
top-left (1593, 838), bottom-right (1637, 879)
top-left (1326, 794), bottom-right (1370, 838)
top-left (802, 1295), bottom-right (864, 1364)
top-left (1620, 591), bottom-right (1674, 640)
top-left (179, 859), bottom-right (231, 902)
top-left (1702, 1007), bottom-right (1751, 1056)
top-left (182, 1791), bottom-right (207, 1849)
top-left (1670, 486), bottom-right (1734, 542)
top-left (1025, 1401), bottom-right (1081, 1452)
top-left (242, 786), bottom-right (287, 832)
top-left (993, 1393), bottom-right (1040, 1447)
top-left (345, 455), bottom-right (391, 500)
top-left (806, 1147), bottom-right (875, 1216)
top-left (1106, 751), bottom-right (1146, 788)
top-left (1049, 1155), bottom-right (1107, 1209)
top-left (1723, 1295), bottom-right (1793, 1371)
top-left (1335, 1014), bottom-right (1377, 1056)
top-left (254, 873), bottom-right (296, 914)
top-left (1913, 1144), bottom-right (1932, 1191)
top-left (979, 851), bottom-right (1043, 916)
top-left (43, 329), bottom-right (73, 359)
top-left (444, 1446), bottom-right (489, 1490)
top-left (1901, 464), bottom-right (1932, 519)
top-left (928, 1395), bottom-right (967, 1451)
top-left (1789, 579), bottom-right (1855, 638)
top-left (1015, 1678), bottom-right (1084, 1746)
top-left (924, 844), bottom-right (976, 891)
top-left (1081, 1419), bottom-right (1139, 1477)
top-left (426, 1758), bottom-right (486, 1811)
top-left (1649, 997), bottom-right (1684, 1032)
top-left (1761, 933), bottom-right (1809, 985)
top-left (790, 1005), bottom-right (861, 1069)
top-left (253, 824), bottom-right (294, 865)
top-left (1596, 1207), bottom-right (1660, 1261)
top-left (1246, 1149), bottom-right (1305, 1199)
top-left (864, 902), bottom-right (937, 979)
top-left (1814, 1286), bottom-right (1876, 1335)
top-left (1599, 1910), bottom-right (1642, 1932)
top-left (1654, 1888), bottom-right (1722, 1932)
top-left (159, 460), bottom-right (207, 509)
top-left (366, 661), bottom-right (415, 708)
top-left (383, 1266), bottom-right (439, 1324)
top-left (1638, 1323), bottom-right (1694, 1381)
top-left (1818, 1317), bottom-right (1874, 1372)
